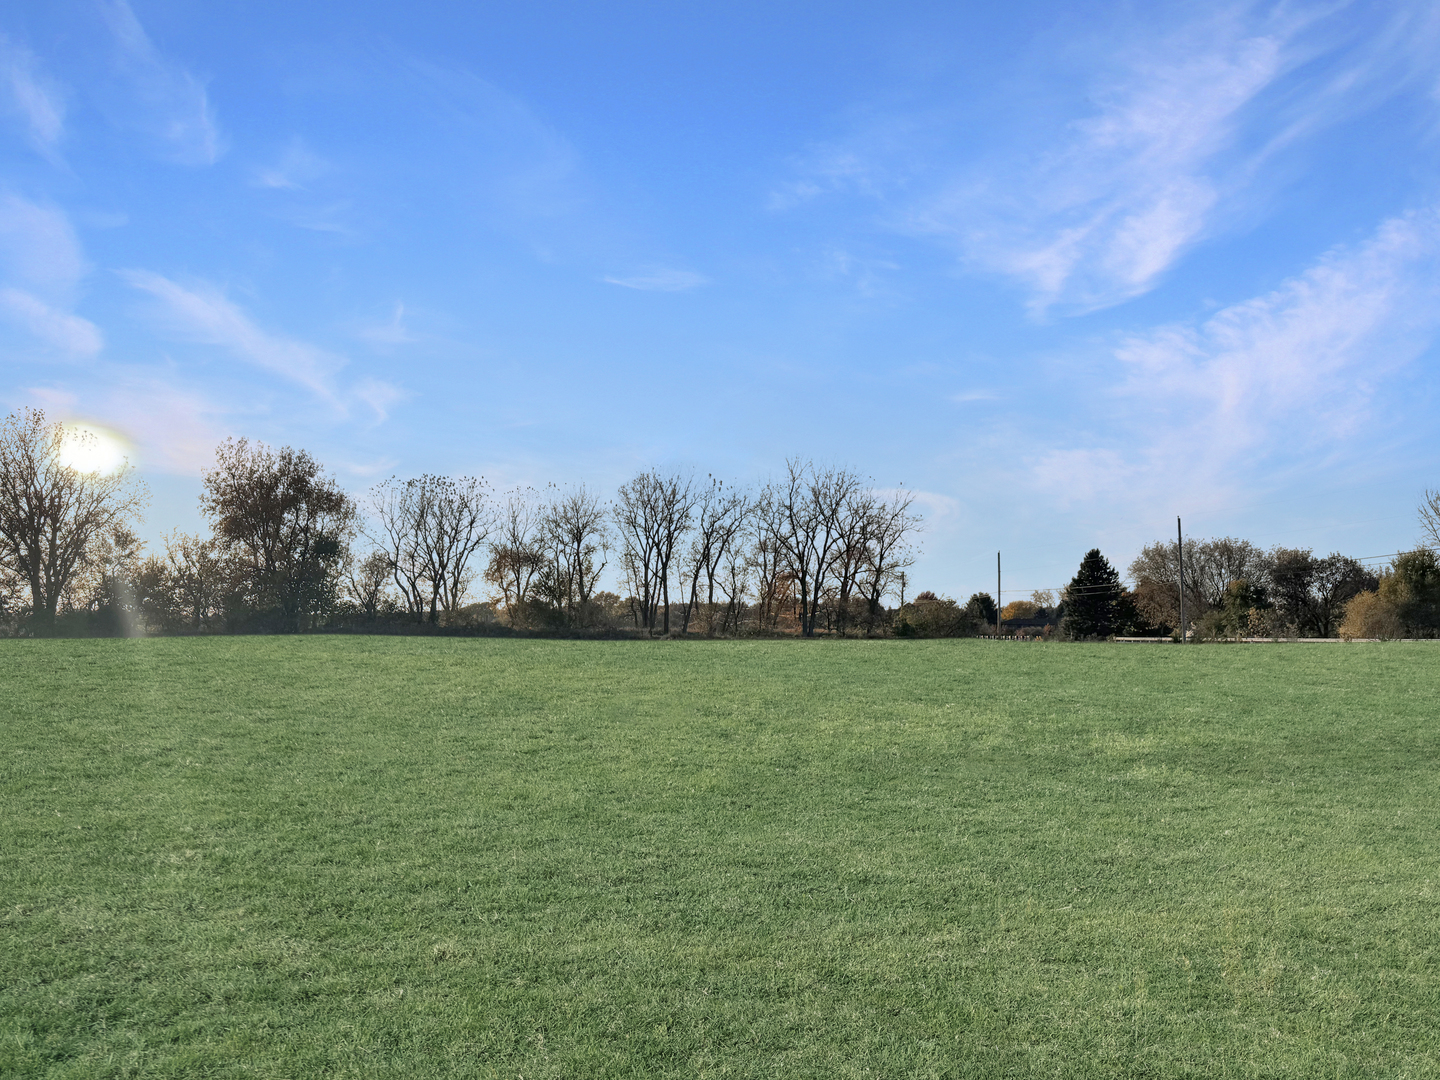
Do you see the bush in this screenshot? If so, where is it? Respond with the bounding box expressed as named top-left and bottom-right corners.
top-left (1192, 608), bottom-right (1230, 642)
top-left (1338, 590), bottom-right (1404, 640)
top-left (892, 594), bottom-right (980, 637)
top-left (440, 602), bottom-right (503, 630)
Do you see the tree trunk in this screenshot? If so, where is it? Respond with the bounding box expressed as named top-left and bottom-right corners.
top-left (681, 571), bottom-right (697, 634)
top-left (661, 568), bottom-right (670, 635)
top-left (30, 572), bottom-right (55, 635)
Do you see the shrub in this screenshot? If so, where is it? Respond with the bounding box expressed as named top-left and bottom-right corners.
top-left (892, 594), bottom-right (979, 637)
top-left (1338, 590), bottom-right (1404, 640)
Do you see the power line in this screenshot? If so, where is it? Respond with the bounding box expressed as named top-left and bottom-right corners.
top-left (1353, 550), bottom-right (1424, 564)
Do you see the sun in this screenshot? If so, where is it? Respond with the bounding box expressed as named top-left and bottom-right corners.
top-left (57, 423), bottom-right (132, 476)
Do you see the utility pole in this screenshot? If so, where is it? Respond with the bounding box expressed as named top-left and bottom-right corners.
top-left (996, 551), bottom-right (1002, 640)
top-left (1177, 516), bottom-right (1186, 644)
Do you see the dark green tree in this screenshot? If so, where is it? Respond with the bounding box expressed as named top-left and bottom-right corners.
top-left (1308, 555), bottom-right (1376, 637)
top-left (1268, 548), bottom-right (1374, 636)
top-left (1221, 578), bottom-right (1269, 635)
top-left (1060, 549), bottom-right (1130, 640)
top-left (964, 592), bottom-right (996, 627)
top-left (1392, 548), bottom-right (1440, 634)
top-left (1268, 547), bottom-right (1314, 632)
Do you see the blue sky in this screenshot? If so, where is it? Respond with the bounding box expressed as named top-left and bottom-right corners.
top-left (3, 0), bottom-right (1439, 600)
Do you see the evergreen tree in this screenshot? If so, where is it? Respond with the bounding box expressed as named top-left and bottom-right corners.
top-left (965, 592), bottom-right (997, 626)
top-left (1061, 549), bottom-right (1130, 640)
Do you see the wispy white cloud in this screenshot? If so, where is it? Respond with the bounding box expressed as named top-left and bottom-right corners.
top-left (1031, 205), bottom-right (1440, 510)
top-left (338, 454), bottom-right (401, 479)
top-left (0, 194), bottom-right (88, 294)
top-left (16, 384), bottom-right (77, 414)
top-left (99, 0), bottom-right (223, 166)
top-left (820, 246), bottom-right (902, 299)
top-left (352, 377), bottom-right (408, 423)
top-left (120, 270), bottom-right (345, 402)
top-left (248, 138), bottom-right (364, 235)
top-left (281, 202), bottom-right (359, 236)
top-left (0, 36), bottom-right (64, 158)
top-left (603, 267), bottom-right (709, 292)
top-left (0, 195), bottom-right (102, 357)
top-left (951, 390), bottom-right (999, 403)
top-left (767, 149), bottom-right (890, 212)
top-left (252, 138), bottom-right (328, 190)
top-left (879, 486), bottom-right (959, 529)
top-left (774, 4), bottom-right (1440, 315)
top-left (358, 302), bottom-right (416, 347)
top-left (1030, 448), bottom-right (1141, 508)
top-left (395, 55), bottom-right (583, 223)
top-left (0, 288), bottom-right (102, 356)
top-left (97, 378), bottom-right (228, 475)
top-left (911, 9), bottom-right (1296, 313)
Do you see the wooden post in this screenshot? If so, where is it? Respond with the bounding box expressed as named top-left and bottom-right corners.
top-left (996, 551), bottom-right (1001, 640)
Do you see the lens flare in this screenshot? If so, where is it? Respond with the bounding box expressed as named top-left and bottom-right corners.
top-left (57, 423), bottom-right (133, 476)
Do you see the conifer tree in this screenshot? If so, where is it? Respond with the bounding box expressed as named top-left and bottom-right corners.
top-left (1061, 548), bottom-right (1132, 640)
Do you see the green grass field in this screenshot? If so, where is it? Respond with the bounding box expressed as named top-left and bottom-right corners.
top-left (3, 638), bottom-right (1439, 1078)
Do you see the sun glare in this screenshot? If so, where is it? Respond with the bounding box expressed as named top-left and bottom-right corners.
top-left (57, 423), bottom-right (131, 476)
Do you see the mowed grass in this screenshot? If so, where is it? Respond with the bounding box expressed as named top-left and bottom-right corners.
top-left (2, 639), bottom-right (1439, 1078)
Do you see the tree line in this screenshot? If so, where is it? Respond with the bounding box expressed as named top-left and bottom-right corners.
top-left (1036, 524), bottom-right (1440, 641)
top-left (5, 405), bottom-right (1438, 640)
top-left (0, 409), bottom-right (923, 637)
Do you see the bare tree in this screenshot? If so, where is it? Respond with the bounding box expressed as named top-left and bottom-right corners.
top-left (170, 532), bottom-right (231, 632)
top-left (615, 469), bottom-right (696, 635)
top-left (366, 475), bottom-right (495, 624)
top-left (762, 459), bottom-right (863, 637)
top-left (822, 487), bottom-right (872, 635)
top-left (746, 487), bottom-right (792, 633)
top-left (679, 477), bottom-right (751, 635)
top-left (367, 478), bottom-right (428, 621)
top-left (1186, 538), bottom-right (1270, 610)
top-left (64, 523), bottom-right (147, 626)
top-left (140, 531), bottom-right (232, 633)
top-left (202, 439), bottom-right (355, 630)
top-left (1131, 534), bottom-right (1370, 638)
top-left (1421, 489), bottom-right (1440, 550)
top-left (1268, 547), bottom-right (1315, 633)
top-left (1309, 554), bottom-right (1375, 637)
top-left (418, 475), bottom-right (494, 620)
top-left (484, 488), bottom-right (546, 624)
top-left (344, 549), bottom-right (396, 623)
top-left (0, 562), bottom-right (25, 630)
top-left (855, 489), bottom-right (921, 635)
top-left (717, 534), bottom-right (751, 635)
top-left (537, 484), bottom-right (610, 625)
top-left (1130, 537), bottom-right (1241, 630)
top-left (0, 408), bottom-right (148, 634)
top-left (614, 471), bottom-right (664, 633)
